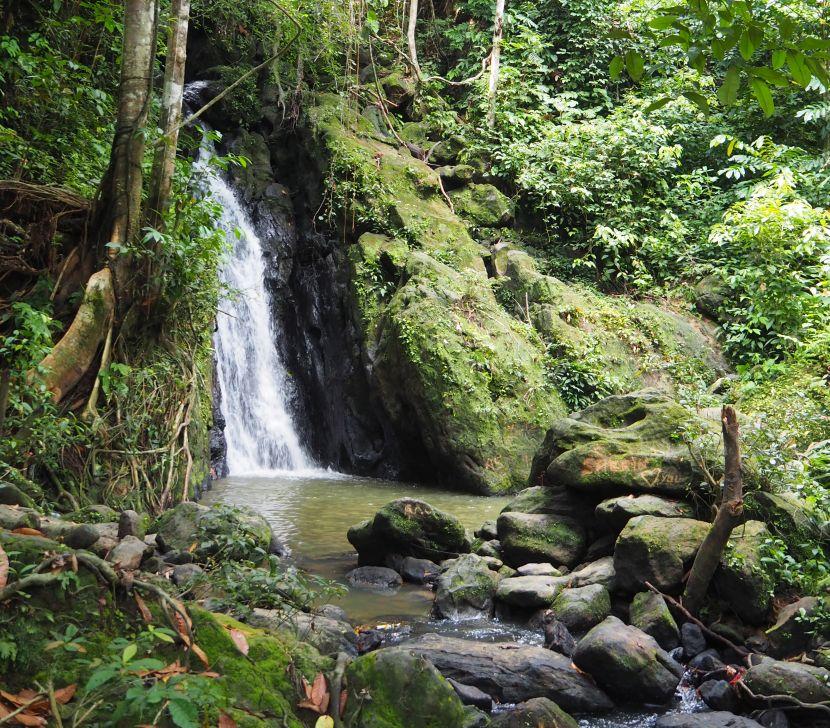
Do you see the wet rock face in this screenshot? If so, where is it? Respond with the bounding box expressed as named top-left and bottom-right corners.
top-left (497, 512), bottom-right (587, 568)
top-left (489, 697), bottom-right (578, 728)
top-left (433, 554), bottom-right (501, 619)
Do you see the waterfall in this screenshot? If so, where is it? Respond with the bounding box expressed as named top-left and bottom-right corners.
top-left (195, 108), bottom-right (312, 475)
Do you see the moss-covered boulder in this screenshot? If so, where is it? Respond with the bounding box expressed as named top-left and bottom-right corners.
top-left (501, 486), bottom-right (598, 525)
top-left (764, 596), bottom-right (828, 658)
top-left (573, 616), bottom-right (684, 705)
top-left (434, 553), bottom-right (501, 618)
top-left (342, 649), bottom-right (468, 728)
top-left (449, 183), bottom-right (514, 227)
top-left (531, 390), bottom-right (718, 496)
top-left (613, 515), bottom-right (710, 593)
top-left (497, 511), bottom-right (587, 568)
top-left (348, 499), bottom-right (471, 563)
top-left (549, 584), bottom-right (611, 633)
top-left (713, 521), bottom-right (773, 626)
top-left (629, 591), bottom-right (679, 650)
top-left (743, 659), bottom-right (830, 705)
top-left (155, 502), bottom-right (272, 561)
top-left (489, 697), bottom-right (579, 728)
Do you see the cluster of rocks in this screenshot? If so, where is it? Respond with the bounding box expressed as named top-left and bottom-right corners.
top-left (0, 493), bottom-right (280, 588)
top-left (341, 391), bottom-right (829, 727)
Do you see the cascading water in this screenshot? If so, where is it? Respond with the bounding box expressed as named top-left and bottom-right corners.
top-left (191, 89), bottom-right (312, 475)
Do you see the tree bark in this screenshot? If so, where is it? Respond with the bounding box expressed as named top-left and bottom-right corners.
top-left (682, 405), bottom-right (743, 615)
top-left (35, 269), bottom-right (115, 402)
top-left (407, 0), bottom-right (422, 80)
top-left (146, 0), bottom-right (190, 232)
top-left (486, 0), bottom-right (506, 127)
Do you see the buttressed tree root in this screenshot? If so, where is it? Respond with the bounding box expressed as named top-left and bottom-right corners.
top-left (35, 267), bottom-right (115, 402)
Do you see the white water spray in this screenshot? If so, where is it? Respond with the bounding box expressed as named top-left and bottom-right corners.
top-left (194, 103), bottom-right (311, 475)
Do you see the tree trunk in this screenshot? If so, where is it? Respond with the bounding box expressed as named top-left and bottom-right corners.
top-left (407, 0), bottom-right (422, 80)
top-left (106, 0), bottom-right (157, 269)
top-left (487, 0), bottom-right (506, 127)
top-left (146, 0), bottom-right (190, 231)
top-left (35, 0), bottom-right (156, 403)
top-left (682, 405), bottom-right (743, 615)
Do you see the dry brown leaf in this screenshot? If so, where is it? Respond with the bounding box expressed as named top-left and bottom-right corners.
top-left (134, 593), bottom-right (153, 623)
top-left (173, 611), bottom-right (191, 645)
top-left (218, 712), bottom-right (238, 728)
top-left (10, 528), bottom-right (44, 537)
top-left (0, 544), bottom-right (8, 590)
top-left (228, 628), bottom-right (249, 656)
top-left (10, 712), bottom-right (47, 727)
top-left (53, 684), bottom-right (77, 705)
top-left (297, 673), bottom-right (329, 714)
top-left (189, 642), bottom-right (210, 669)
top-left (339, 689), bottom-right (347, 718)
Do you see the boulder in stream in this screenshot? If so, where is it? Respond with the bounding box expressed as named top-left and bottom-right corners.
top-left (346, 565), bottom-right (402, 590)
top-left (434, 553), bottom-right (500, 619)
top-left (655, 713), bottom-right (764, 728)
top-left (497, 511), bottom-right (586, 568)
top-left (399, 634), bottom-right (614, 713)
top-left (489, 697), bottom-right (578, 728)
top-left (629, 591), bottom-right (679, 650)
top-left (572, 616), bottom-right (683, 705)
top-left (549, 584), bottom-right (611, 632)
top-left (342, 649), bottom-right (468, 728)
top-left (347, 498), bottom-right (471, 564)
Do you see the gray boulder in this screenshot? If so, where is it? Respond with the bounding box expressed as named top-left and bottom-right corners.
top-left (489, 697), bottom-right (578, 728)
top-left (655, 713), bottom-right (763, 728)
top-left (549, 584), bottom-right (611, 633)
top-left (614, 515), bottom-right (709, 593)
top-left (400, 635), bottom-right (613, 713)
top-left (250, 607), bottom-right (357, 656)
top-left (698, 679), bottom-right (739, 713)
top-left (171, 563), bottom-right (204, 585)
top-left (501, 486), bottom-right (597, 525)
top-left (400, 556), bottom-right (440, 584)
top-left (434, 554), bottom-right (500, 618)
top-left (595, 494), bottom-right (694, 533)
top-left (517, 563), bottom-right (562, 576)
top-left (346, 565), bottom-right (402, 590)
top-left (107, 535), bottom-right (152, 570)
top-left (629, 591), bottom-right (679, 650)
top-left (572, 616), bottom-right (683, 704)
top-left (0, 483), bottom-right (35, 507)
top-left (743, 658), bottom-right (830, 704)
top-left (496, 575), bottom-right (564, 609)
top-left (0, 504), bottom-right (40, 531)
top-left (543, 616), bottom-right (577, 656)
top-left (118, 510), bottom-right (146, 539)
top-left (497, 512), bottom-right (586, 568)
top-left (64, 523), bottom-right (99, 550)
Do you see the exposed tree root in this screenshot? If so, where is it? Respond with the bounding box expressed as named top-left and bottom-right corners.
top-left (35, 267), bottom-right (115, 402)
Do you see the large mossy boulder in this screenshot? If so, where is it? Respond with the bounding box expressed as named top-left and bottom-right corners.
top-left (448, 183), bottom-right (514, 227)
top-left (497, 511), bottom-right (587, 568)
top-left (342, 649), bottom-right (468, 728)
top-left (713, 520), bottom-right (773, 626)
top-left (613, 515), bottom-right (710, 593)
top-left (549, 584), bottom-right (611, 633)
top-left (530, 390), bottom-right (718, 496)
top-left (764, 596), bottom-right (828, 658)
top-left (501, 486), bottom-right (598, 524)
top-left (347, 498), bottom-right (471, 563)
top-left (155, 502), bottom-right (273, 561)
top-left (434, 554), bottom-right (501, 618)
top-left (629, 591), bottom-right (679, 650)
top-left (572, 616), bottom-right (684, 705)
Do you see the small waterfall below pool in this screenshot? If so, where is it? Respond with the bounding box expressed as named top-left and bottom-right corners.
top-left (198, 119), bottom-right (312, 475)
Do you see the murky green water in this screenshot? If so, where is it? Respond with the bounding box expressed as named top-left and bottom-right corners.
top-left (204, 471), bottom-right (510, 623)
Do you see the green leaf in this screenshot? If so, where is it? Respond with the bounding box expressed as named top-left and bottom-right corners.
top-left (738, 28), bottom-right (756, 60)
top-left (625, 51), bottom-right (645, 81)
top-left (717, 66), bottom-right (740, 106)
top-left (771, 49), bottom-right (787, 69)
top-left (711, 37), bottom-right (726, 60)
top-left (749, 77), bottom-right (774, 117)
top-left (122, 643), bottom-right (137, 663)
top-left (683, 90), bottom-right (710, 115)
top-left (644, 96), bottom-right (672, 112)
top-left (85, 667), bottom-right (118, 692)
top-left (787, 51), bottom-right (812, 88)
top-left (168, 699), bottom-right (199, 728)
top-left (751, 67), bottom-right (788, 87)
top-left (648, 15), bottom-right (677, 30)
top-left (609, 55), bottom-right (624, 81)
top-left (778, 17), bottom-right (795, 42)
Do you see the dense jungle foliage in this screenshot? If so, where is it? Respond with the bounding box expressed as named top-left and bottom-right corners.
top-left (0, 0), bottom-right (829, 724)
